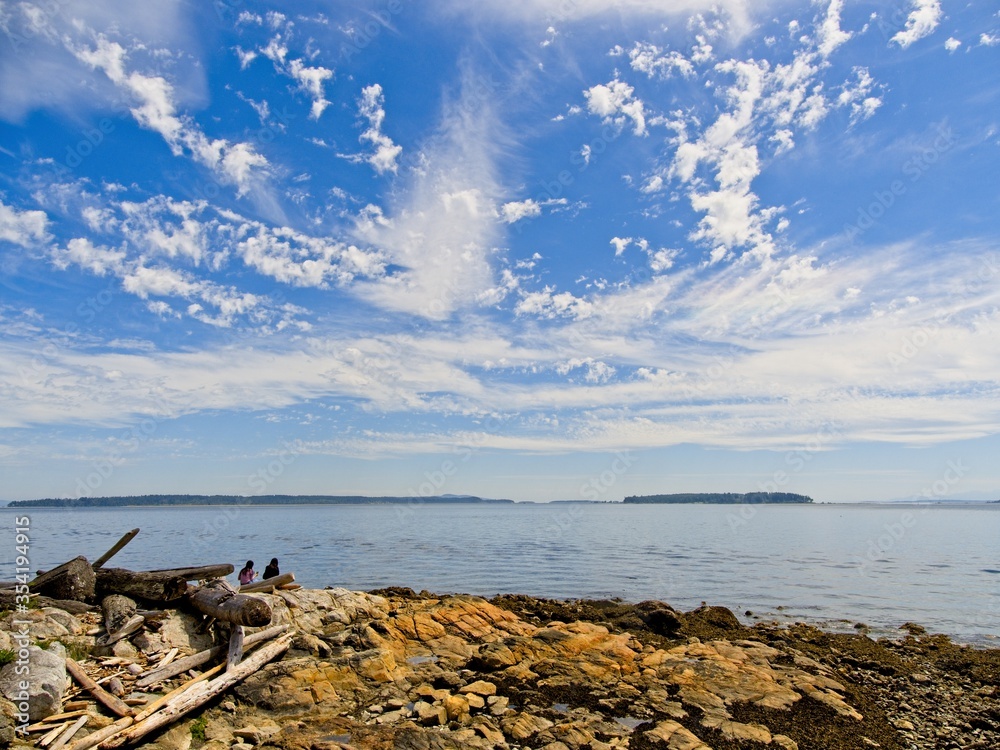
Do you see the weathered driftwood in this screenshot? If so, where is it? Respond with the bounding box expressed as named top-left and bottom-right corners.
top-left (97, 615), bottom-right (144, 647)
top-left (188, 580), bottom-right (271, 627)
top-left (24, 710), bottom-right (90, 731)
top-left (0, 590), bottom-right (95, 613)
top-left (155, 648), bottom-right (179, 671)
top-left (29, 556), bottom-right (96, 602)
top-left (135, 624), bottom-right (288, 688)
top-left (101, 595), bottom-right (137, 633)
top-left (39, 721), bottom-right (69, 745)
top-left (66, 716), bottom-right (133, 750)
top-left (65, 657), bottom-right (134, 718)
top-left (144, 564), bottom-right (234, 580)
top-left (92, 529), bottom-right (140, 570)
top-left (133, 663), bottom-right (226, 723)
top-left (226, 626), bottom-right (244, 671)
top-left (99, 635), bottom-right (292, 749)
top-left (48, 714), bottom-right (90, 750)
top-left (239, 572), bottom-right (295, 593)
top-left (94, 569), bottom-right (189, 603)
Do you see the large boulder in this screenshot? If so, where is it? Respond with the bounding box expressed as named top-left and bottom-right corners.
top-left (0, 642), bottom-right (67, 721)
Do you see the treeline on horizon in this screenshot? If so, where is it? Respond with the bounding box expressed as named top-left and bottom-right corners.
top-left (623, 492), bottom-right (814, 504)
top-left (6, 494), bottom-right (515, 508)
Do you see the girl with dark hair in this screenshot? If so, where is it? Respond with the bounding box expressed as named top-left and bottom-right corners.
top-left (238, 560), bottom-right (256, 585)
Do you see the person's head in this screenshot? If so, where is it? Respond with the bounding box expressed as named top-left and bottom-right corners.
top-left (269, 558), bottom-right (278, 566)
top-left (243, 560), bottom-right (254, 570)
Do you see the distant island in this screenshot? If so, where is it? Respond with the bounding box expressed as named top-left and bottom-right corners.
top-left (5, 494), bottom-right (514, 508)
top-left (623, 492), bottom-right (814, 504)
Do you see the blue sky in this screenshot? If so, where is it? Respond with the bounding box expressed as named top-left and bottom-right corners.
top-left (1, 0), bottom-right (999, 503)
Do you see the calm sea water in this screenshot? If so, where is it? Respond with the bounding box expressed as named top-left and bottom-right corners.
top-left (2, 503), bottom-right (998, 645)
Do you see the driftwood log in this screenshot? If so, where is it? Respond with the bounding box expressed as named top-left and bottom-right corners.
top-left (188, 580), bottom-right (271, 627)
top-left (49, 714), bottom-right (90, 750)
top-left (0, 590), bottom-right (95, 613)
top-left (135, 624), bottom-right (288, 688)
top-left (239, 572), bottom-right (295, 593)
top-left (66, 717), bottom-right (133, 750)
top-left (94, 565), bottom-right (235, 603)
top-left (65, 658), bottom-right (133, 718)
top-left (29, 557), bottom-right (96, 602)
top-left (143, 565), bottom-right (234, 580)
top-left (226, 626), bottom-right (244, 671)
top-left (92, 529), bottom-right (140, 570)
top-left (133, 664), bottom-right (225, 723)
top-left (101, 595), bottom-right (137, 633)
top-left (98, 635), bottom-right (292, 749)
top-left (97, 615), bottom-right (144, 647)
top-left (94, 569), bottom-right (189, 603)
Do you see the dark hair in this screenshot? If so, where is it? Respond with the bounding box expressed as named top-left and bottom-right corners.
top-left (269, 558), bottom-right (278, 566)
top-left (242, 560), bottom-right (254, 570)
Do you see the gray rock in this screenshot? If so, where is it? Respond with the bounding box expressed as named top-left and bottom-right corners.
top-left (0, 643), bottom-right (67, 721)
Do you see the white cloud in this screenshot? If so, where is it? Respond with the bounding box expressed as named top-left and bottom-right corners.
top-left (891, 0), bottom-right (942, 48)
top-left (944, 37), bottom-right (961, 52)
top-left (649, 248), bottom-right (681, 272)
top-left (439, 0), bottom-right (756, 38)
top-left (500, 198), bottom-right (567, 224)
top-left (981, 33), bottom-right (1000, 47)
top-left (45, 195), bottom-right (383, 327)
top-left (516, 286), bottom-right (594, 319)
top-left (289, 60), bottom-right (334, 119)
top-left (0, 0), bottom-right (195, 123)
top-left (236, 223), bottom-right (386, 287)
top-left (817, 0), bottom-right (852, 58)
top-left (235, 47), bottom-right (258, 69)
top-left (260, 34), bottom-right (334, 119)
top-left (501, 199), bottom-right (542, 223)
top-left (354, 72), bottom-right (504, 319)
top-left (356, 84), bottom-right (402, 174)
top-left (74, 36), bottom-right (270, 197)
top-left (557, 357), bottom-right (617, 383)
top-left (584, 78), bottom-right (647, 136)
top-left (838, 67), bottom-right (883, 125)
top-left (628, 42), bottom-right (695, 79)
top-left (52, 238), bottom-right (125, 275)
top-left (0, 200), bottom-right (48, 246)
top-left (610, 236), bottom-right (632, 256)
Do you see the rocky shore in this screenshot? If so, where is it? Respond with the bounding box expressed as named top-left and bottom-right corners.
top-left (2, 587), bottom-right (998, 750)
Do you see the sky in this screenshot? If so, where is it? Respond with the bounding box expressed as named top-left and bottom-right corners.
top-left (0, 1), bottom-right (999, 504)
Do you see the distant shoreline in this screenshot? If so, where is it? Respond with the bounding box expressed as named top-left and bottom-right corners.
top-left (4, 494), bottom-right (518, 508)
top-left (3, 493), bottom-right (998, 508)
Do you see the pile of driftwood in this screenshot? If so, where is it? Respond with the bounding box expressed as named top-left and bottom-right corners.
top-left (5, 529), bottom-right (298, 750)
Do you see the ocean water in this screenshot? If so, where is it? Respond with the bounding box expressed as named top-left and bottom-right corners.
top-left (2, 503), bottom-right (998, 645)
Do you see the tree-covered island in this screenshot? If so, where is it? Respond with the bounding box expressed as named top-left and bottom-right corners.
top-left (623, 492), bottom-right (814, 504)
top-left (6, 494), bottom-right (514, 508)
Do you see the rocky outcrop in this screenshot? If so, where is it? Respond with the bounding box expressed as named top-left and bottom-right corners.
top-left (1, 589), bottom-right (998, 750)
